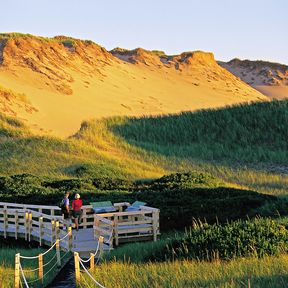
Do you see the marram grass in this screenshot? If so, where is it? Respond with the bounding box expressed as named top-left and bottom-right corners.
top-left (81, 255), bottom-right (288, 288)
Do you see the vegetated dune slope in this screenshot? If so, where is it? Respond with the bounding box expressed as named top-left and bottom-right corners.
top-left (219, 59), bottom-right (288, 99)
top-left (0, 34), bottom-right (267, 137)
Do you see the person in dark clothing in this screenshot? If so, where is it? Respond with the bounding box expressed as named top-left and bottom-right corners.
top-left (61, 192), bottom-right (70, 220)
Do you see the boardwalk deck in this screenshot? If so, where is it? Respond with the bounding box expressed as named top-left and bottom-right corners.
top-left (0, 201), bottom-right (160, 256)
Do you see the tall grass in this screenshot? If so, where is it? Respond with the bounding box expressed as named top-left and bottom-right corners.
top-left (82, 256), bottom-right (288, 288)
top-left (0, 244), bottom-right (70, 288)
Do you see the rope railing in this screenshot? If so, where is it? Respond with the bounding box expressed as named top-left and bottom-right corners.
top-left (15, 227), bottom-right (72, 288)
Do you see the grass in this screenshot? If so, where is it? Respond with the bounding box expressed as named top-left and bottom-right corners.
top-left (0, 239), bottom-right (71, 288)
top-left (83, 255), bottom-right (288, 288)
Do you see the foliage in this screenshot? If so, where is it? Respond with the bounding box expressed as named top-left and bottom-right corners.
top-left (151, 218), bottom-right (288, 261)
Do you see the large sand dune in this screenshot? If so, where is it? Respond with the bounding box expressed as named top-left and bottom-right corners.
top-left (0, 34), bottom-right (267, 137)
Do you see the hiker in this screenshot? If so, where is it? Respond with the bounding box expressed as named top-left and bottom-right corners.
top-left (61, 192), bottom-right (70, 220)
top-left (72, 193), bottom-right (83, 231)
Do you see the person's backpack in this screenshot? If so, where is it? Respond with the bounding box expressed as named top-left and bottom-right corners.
top-left (59, 198), bottom-right (65, 209)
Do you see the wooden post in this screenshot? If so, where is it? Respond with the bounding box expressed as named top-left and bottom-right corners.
top-left (90, 253), bottom-right (95, 270)
top-left (68, 226), bottom-right (73, 251)
top-left (99, 236), bottom-right (104, 259)
top-left (14, 253), bottom-right (20, 288)
top-left (28, 212), bottom-right (32, 242)
top-left (74, 252), bottom-right (80, 284)
top-left (56, 239), bottom-right (61, 267)
top-left (94, 216), bottom-right (100, 240)
top-left (82, 209), bottom-right (87, 229)
top-left (15, 210), bottom-right (18, 240)
top-left (25, 212), bottom-right (29, 241)
top-left (38, 253), bottom-right (43, 283)
top-left (51, 220), bottom-right (55, 245)
top-left (39, 216), bottom-right (43, 246)
top-left (55, 220), bottom-right (60, 240)
top-left (152, 210), bottom-right (158, 242)
top-left (3, 207), bottom-right (7, 239)
top-left (114, 215), bottom-right (119, 246)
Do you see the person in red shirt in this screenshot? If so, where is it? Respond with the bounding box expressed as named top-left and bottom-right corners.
top-left (72, 193), bottom-right (83, 231)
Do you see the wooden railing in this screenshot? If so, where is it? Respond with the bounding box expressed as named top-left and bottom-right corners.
top-left (0, 202), bottom-right (71, 249)
top-left (0, 201), bottom-right (160, 248)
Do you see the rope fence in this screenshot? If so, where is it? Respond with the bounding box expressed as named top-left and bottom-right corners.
top-left (15, 227), bottom-right (72, 288)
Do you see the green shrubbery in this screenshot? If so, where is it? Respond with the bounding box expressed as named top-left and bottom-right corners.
top-left (0, 172), bottom-right (283, 231)
top-left (151, 218), bottom-right (288, 261)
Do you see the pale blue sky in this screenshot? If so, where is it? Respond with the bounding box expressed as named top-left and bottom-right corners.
top-left (1, 0), bottom-right (287, 64)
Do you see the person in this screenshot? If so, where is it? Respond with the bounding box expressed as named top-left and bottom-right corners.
top-left (61, 192), bottom-right (70, 220)
top-left (72, 193), bottom-right (83, 231)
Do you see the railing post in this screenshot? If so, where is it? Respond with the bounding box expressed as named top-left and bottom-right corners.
top-left (56, 239), bottom-right (61, 267)
top-left (74, 252), bottom-right (80, 284)
top-left (28, 212), bottom-right (32, 242)
top-left (152, 210), bottom-right (159, 242)
top-left (39, 216), bottom-right (43, 246)
top-left (114, 215), bottom-right (119, 246)
top-left (90, 253), bottom-right (95, 270)
top-left (14, 253), bottom-right (20, 288)
top-left (68, 226), bottom-right (73, 251)
top-left (25, 212), bottom-right (29, 241)
top-left (3, 206), bottom-right (7, 239)
top-left (82, 209), bottom-right (87, 229)
top-left (51, 220), bottom-right (55, 245)
top-left (55, 220), bottom-right (60, 240)
top-left (15, 210), bottom-right (18, 240)
top-left (99, 235), bottom-right (104, 259)
top-left (38, 253), bottom-right (43, 283)
top-left (94, 215), bottom-right (100, 240)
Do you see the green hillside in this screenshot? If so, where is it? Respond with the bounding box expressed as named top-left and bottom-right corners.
top-left (1, 100), bottom-right (288, 195)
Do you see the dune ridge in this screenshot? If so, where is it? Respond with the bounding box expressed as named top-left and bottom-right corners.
top-left (0, 33), bottom-right (267, 137)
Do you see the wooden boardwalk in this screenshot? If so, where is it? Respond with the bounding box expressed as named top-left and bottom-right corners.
top-left (0, 201), bottom-right (160, 256)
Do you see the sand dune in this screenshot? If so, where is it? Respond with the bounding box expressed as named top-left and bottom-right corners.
top-left (0, 34), bottom-right (268, 137)
top-left (219, 58), bottom-right (288, 99)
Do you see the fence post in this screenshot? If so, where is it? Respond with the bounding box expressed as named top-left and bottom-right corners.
top-left (14, 253), bottom-right (20, 288)
top-left (38, 253), bottom-right (43, 283)
top-left (28, 212), bottom-right (33, 242)
top-left (25, 212), bottom-right (29, 241)
top-left (114, 216), bottom-right (119, 246)
top-left (3, 207), bottom-right (7, 239)
top-left (99, 235), bottom-right (104, 259)
top-left (56, 239), bottom-right (61, 267)
top-left (39, 216), bottom-right (43, 246)
top-left (94, 216), bottom-right (100, 239)
top-left (82, 209), bottom-right (87, 229)
top-left (55, 220), bottom-right (60, 240)
top-left (15, 210), bottom-right (18, 240)
top-left (68, 226), bottom-right (73, 251)
top-left (152, 210), bottom-right (159, 242)
top-left (74, 252), bottom-right (80, 284)
top-left (51, 220), bottom-right (55, 245)
top-left (90, 253), bottom-right (95, 270)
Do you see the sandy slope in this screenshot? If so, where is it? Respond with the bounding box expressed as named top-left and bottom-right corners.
top-left (0, 35), bottom-right (268, 137)
top-left (219, 59), bottom-right (288, 99)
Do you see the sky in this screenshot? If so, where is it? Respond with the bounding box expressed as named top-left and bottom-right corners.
top-left (1, 0), bottom-right (287, 64)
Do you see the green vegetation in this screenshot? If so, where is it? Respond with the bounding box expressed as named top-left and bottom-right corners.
top-left (84, 256), bottom-right (288, 288)
top-left (0, 239), bottom-right (70, 287)
top-left (152, 218), bottom-right (288, 261)
top-left (1, 100), bottom-right (288, 287)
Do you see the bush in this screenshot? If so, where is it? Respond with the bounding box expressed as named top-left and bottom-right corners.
top-left (151, 218), bottom-right (288, 261)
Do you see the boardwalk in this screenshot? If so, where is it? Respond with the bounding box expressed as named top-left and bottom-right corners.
top-left (0, 201), bottom-right (160, 287)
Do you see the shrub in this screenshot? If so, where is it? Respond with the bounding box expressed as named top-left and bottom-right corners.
top-left (151, 218), bottom-right (288, 261)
